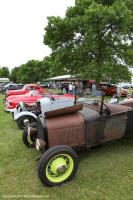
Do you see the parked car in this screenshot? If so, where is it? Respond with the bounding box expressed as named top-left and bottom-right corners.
top-left (2, 83), bottom-right (19, 93)
top-left (0, 83), bottom-right (5, 93)
top-left (118, 82), bottom-right (132, 89)
top-left (11, 94), bottom-right (74, 129)
top-left (40, 83), bottom-right (49, 88)
top-left (5, 90), bottom-right (44, 111)
top-left (99, 83), bottom-right (128, 97)
top-left (6, 90), bottom-right (41, 101)
top-left (22, 95), bottom-right (133, 187)
top-left (5, 84), bottom-right (44, 98)
top-left (16, 84), bottom-right (24, 89)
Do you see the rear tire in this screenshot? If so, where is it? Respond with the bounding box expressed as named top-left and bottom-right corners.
top-left (38, 145), bottom-right (78, 187)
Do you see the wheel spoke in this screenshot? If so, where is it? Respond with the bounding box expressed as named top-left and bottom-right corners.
top-left (46, 154), bottom-right (74, 183)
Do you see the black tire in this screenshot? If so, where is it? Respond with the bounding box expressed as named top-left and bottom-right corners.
top-left (22, 127), bottom-right (36, 148)
top-left (11, 112), bottom-right (14, 118)
top-left (38, 145), bottom-right (78, 187)
top-left (17, 115), bottom-right (36, 129)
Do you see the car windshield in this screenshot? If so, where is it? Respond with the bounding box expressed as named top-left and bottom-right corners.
top-left (77, 98), bottom-right (100, 105)
top-left (19, 85), bottom-right (26, 90)
top-left (26, 90), bottom-right (39, 96)
top-left (22, 85), bottom-right (31, 90)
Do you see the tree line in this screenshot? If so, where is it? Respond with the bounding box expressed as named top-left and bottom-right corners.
top-left (0, 0), bottom-right (133, 83)
top-left (0, 57), bottom-right (60, 83)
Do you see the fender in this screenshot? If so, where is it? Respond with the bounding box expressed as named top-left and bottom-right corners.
top-left (10, 108), bottom-right (19, 119)
top-left (14, 111), bottom-right (37, 121)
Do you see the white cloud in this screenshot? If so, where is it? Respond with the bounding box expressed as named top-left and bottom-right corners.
top-left (0, 0), bottom-right (75, 69)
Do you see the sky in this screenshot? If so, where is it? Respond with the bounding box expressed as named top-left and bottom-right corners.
top-left (0, 0), bottom-right (75, 70)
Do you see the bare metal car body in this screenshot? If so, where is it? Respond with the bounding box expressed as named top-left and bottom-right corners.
top-left (36, 102), bottom-right (132, 147)
top-left (23, 96), bottom-right (133, 187)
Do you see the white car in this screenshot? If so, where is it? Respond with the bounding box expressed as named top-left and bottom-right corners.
top-left (12, 96), bottom-right (75, 129)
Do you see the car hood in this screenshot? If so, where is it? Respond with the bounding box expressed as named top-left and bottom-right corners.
top-left (6, 91), bottom-right (41, 101)
top-left (121, 88), bottom-right (128, 92)
top-left (8, 95), bottom-right (43, 104)
top-left (6, 89), bottom-right (25, 95)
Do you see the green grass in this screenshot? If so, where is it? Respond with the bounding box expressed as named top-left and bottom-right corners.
top-left (0, 93), bottom-right (133, 200)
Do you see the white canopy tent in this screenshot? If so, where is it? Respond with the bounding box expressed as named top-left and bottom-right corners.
top-left (0, 78), bottom-right (9, 83)
top-left (46, 75), bottom-right (78, 81)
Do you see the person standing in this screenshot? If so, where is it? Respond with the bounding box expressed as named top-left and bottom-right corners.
top-left (65, 84), bottom-right (69, 94)
top-left (76, 81), bottom-right (83, 97)
top-left (92, 82), bottom-right (96, 96)
top-left (116, 85), bottom-right (121, 98)
top-left (109, 94), bottom-right (118, 104)
top-left (68, 82), bottom-right (73, 94)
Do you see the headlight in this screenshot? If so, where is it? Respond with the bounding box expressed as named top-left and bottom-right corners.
top-left (35, 139), bottom-right (46, 151)
top-left (28, 126), bottom-right (37, 136)
top-left (5, 101), bottom-right (9, 106)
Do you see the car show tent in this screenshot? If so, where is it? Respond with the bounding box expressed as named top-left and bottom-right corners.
top-left (0, 78), bottom-right (9, 83)
top-left (46, 75), bottom-right (78, 81)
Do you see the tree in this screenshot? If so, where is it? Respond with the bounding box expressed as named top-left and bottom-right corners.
top-left (124, 43), bottom-right (133, 67)
top-left (14, 60), bottom-right (43, 83)
top-left (0, 67), bottom-right (10, 78)
top-left (10, 67), bottom-right (20, 82)
top-left (44, 0), bottom-right (133, 83)
top-left (10, 59), bottom-right (53, 83)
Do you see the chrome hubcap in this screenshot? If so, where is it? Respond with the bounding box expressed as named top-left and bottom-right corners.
top-left (23, 119), bottom-right (30, 126)
top-left (56, 165), bottom-right (67, 174)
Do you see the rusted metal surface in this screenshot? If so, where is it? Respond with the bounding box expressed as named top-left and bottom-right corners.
top-left (37, 100), bottom-right (133, 149)
top-left (120, 100), bottom-right (133, 108)
top-left (79, 105), bottom-right (103, 145)
top-left (46, 112), bottom-right (84, 147)
top-left (84, 101), bottom-right (131, 114)
top-left (80, 103), bottom-right (131, 145)
top-left (103, 104), bottom-right (132, 141)
top-left (45, 103), bottom-right (83, 118)
top-left (124, 110), bottom-right (133, 137)
top-left (103, 113), bottom-right (128, 141)
top-left (105, 103), bottom-right (132, 114)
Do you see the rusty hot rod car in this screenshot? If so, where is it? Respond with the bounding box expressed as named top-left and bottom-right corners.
top-left (22, 95), bottom-right (133, 187)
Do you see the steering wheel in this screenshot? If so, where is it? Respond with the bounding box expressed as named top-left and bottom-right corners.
top-left (94, 100), bottom-right (111, 115)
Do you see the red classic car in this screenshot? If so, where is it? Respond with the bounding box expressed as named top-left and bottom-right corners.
top-left (6, 84), bottom-right (44, 98)
top-left (6, 90), bottom-right (42, 101)
top-left (99, 84), bottom-right (128, 97)
top-left (5, 91), bottom-right (43, 111)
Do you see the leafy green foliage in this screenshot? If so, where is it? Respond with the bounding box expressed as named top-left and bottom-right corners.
top-left (44, 0), bottom-right (133, 82)
top-left (124, 44), bottom-right (133, 67)
top-left (10, 59), bottom-right (52, 83)
top-left (9, 67), bottom-right (20, 83)
top-left (0, 67), bottom-right (10, 78)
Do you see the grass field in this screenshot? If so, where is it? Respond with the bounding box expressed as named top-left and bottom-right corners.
top-left (0, 93), bottom-right (133, 200)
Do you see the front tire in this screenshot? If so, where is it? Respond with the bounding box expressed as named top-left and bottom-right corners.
top-left (22, 127), bottom-right (36, 148)
top-left (38, 145), bottom-right (78, 187)
top-left (17, 115), bottom-right (36, 129)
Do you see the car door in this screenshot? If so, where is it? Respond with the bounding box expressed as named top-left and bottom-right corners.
top-left (103, 112), bottom-right (128, 142)
top-left (80, 106), bottom-right (105, 145)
